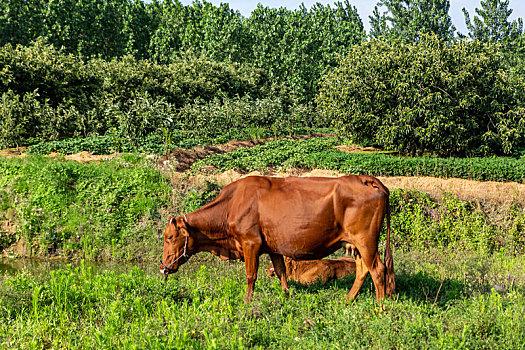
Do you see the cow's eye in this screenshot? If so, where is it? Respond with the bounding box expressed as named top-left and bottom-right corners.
top-left (168, 236), bottom-right (173, 240)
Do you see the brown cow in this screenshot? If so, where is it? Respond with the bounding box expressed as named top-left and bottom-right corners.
top-left (160, 175), bottom-right (394, 303)
top-left (266, 256), bottom-right (356, 285)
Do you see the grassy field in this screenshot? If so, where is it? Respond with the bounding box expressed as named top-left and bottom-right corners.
top-left (1, 249), bottom-right (525, 349)
top-left (1, 145), bottom-right (524, 348)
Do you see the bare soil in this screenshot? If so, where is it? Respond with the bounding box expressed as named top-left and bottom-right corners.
top-left (335, 145), bottom-right (382, 153)
top-left (0, 147), bottom-right (27, 158)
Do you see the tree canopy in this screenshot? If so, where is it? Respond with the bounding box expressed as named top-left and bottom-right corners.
top-left (369, 0), bottom-right (455, 41)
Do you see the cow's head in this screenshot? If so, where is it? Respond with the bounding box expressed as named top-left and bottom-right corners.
top-left (160, 216), bottom-right (193, 275)
top-left (265, 264), bottom-right (276, 277)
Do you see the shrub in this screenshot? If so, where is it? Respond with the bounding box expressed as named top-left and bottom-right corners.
top-left (317, 35), bottom-right (525, 156)
top-left (0, 41), bottom-right (274, 147)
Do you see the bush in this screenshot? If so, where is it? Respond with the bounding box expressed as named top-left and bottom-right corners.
top-left (390, 190), bottom-right (500, 253)
top-left (0, 41), bottom-right (274, 147)
top-left (317, 35), bottom-right (525, 156)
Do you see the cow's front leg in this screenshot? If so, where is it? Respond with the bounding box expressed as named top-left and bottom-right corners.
top-left (243, 242), bottom-right (261, 303)
top-left (269, 254), bottom-right (289, 294)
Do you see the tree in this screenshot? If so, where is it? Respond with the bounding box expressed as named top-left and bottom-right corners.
top-left (317, 35), bottom-right (525, 156)
top-left (0, 0), bottom-right (45, 47)
top-left (369, 0), bottom-right (455, 41)
top-left (463, 0), bottom-right (523, 44)
top-left (248, 1), bottom-right (366, 102)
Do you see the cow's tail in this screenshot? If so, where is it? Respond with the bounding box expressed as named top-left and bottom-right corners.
top-left (384, 192), bottom-right (395, 297)
top-left (364, 176), bottom-right (395, 297)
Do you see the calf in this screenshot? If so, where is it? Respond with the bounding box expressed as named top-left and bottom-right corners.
top-left (266, 257), bottom-right (356, 285)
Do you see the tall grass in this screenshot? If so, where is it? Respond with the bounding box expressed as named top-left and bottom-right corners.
top-left (1, 251), bottom-right (525, 348)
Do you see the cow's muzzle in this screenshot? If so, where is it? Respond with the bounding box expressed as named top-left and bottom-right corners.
top-left (160, 236), bottom-right (189, 276)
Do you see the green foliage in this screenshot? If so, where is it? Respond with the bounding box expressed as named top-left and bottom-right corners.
top-left (27, 128), bottom-right (329, 156)
top-left (1, 154), bottom-right (525, 257)
top-left (0, 156), bottom-right (173, 259)
top-left (28, 135), bottom-right (123, 155)
top-left (370, 0), bottom-right (455, 41)
top-left (463, 0), bottom-right (523, 45)
top-left (2, 252), bottom-right (525, 348)
top-left (177, 95), bottom-right (321, 138)
top-left (391, 191), bottom-right (506, 253)
top-left (184, 181), bottom-right (222, 213)
top-left (246, 1), bottom-right (366, 102)
top-left (317, 35), bottom-right (525, 156)
top-left (192, 137), bottom-right (340, 173)
top-left (0, 41), bottom-right (273, 148)
top-left (193, 138), bottom-right (525, 183)
top-left (149, 1), bottom-right (250, 64)
top-left (0, 0), bottom-right (153, 59)
top-left (0, 0), bottom-right (366, 103)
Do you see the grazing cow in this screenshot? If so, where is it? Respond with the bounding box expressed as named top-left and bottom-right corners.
top-left (160, 175), bottom-right (394, 303)
top-left (266, 256), bottom-right (356, 285)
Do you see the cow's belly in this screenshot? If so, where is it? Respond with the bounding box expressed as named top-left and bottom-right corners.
top-left (261, 225), bottom-right (343, 259)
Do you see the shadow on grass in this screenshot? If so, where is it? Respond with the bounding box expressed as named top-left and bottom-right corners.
top-left (287, 270), bottom-right (471, 307)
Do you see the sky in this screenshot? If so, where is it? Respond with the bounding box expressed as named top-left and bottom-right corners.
top-left (178, 0), bottom-right (525, 35)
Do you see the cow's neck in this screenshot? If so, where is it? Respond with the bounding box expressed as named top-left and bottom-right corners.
top-left (186, 200), bottom-right (237, 259)
top-left (186, 199), bottom-right (228, 239)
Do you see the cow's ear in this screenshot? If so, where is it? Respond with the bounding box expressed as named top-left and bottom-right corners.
top-left (175, 216), bottom-right (190, 237)
top-left (169, 217), bottom-right (176, 226)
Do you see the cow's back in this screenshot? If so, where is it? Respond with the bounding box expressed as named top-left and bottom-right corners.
top-left (283, 257), bottom-right (356, 284)
top-left (228, 175), bottom-right (387, 259)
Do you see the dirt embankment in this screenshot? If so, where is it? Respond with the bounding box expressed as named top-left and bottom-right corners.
top-left (183, 168), bottom-right (525, 206)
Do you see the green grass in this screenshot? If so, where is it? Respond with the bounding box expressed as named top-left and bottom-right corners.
top-left (192, 137), bottom-right (525, 183)
top-left (1, 151), bottom-right (524, 348)
top-left (0, 155), bottom-right (175, 260)
top-left (1, 250), bottom-right (525, 349)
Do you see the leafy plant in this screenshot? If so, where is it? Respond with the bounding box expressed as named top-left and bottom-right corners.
top-left (193, 137), bottom-right (525, 183)
top-left (317, 35), bottom-right (525, 156)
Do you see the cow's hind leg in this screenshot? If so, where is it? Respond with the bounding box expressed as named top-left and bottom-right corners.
top-left (269, 254), bottom-right (289, 294)
top-left (358, 246), bottom-right (386, 301)
top-left (243, 241), bottom-right (261, 303)
top-left (346, 250), bottom-right (368, 301)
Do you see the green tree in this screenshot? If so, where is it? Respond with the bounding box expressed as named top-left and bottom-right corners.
top-left (463, 0), bottom-right (523, 44)
top-left (317, 35), bottom-right (525, 156)
top-left (248, 1), bottom-right (365, 102)
top-left (149, 0), bottom-right (249, 64)
top-left (0, 0), bottom-right (45, 47)
top-left (370, 0), bottom-right (455, 41)
top-left (462, 1), bottom-right (524, 95)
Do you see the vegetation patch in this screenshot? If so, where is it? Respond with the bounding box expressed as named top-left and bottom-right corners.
top-left (193, 138), bottom-right (525, 183)
top-left (1, 156), bottom-right (524, 259)
top-left (1, 250), bottom-right (525, 348)
top-left (0, 156), bottom-right (175, 260)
